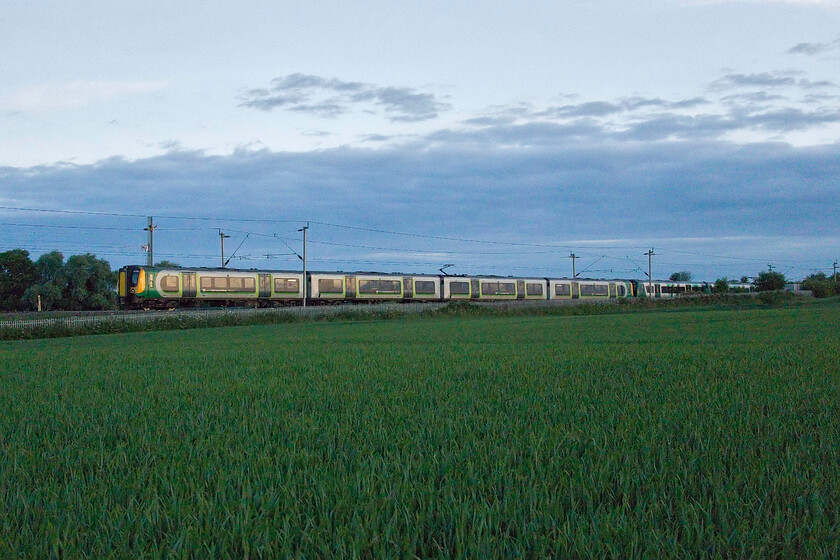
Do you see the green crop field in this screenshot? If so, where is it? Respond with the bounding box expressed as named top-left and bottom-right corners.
top-left (1, 301), bottom-right (839, 558)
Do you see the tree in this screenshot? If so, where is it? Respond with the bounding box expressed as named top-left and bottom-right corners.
top-left (713, 277), bottom-right (729, 294)
top-left (154, 260), bottom-right (180, 268)
top-left (801, 272), bottom-right (837, 298)
top-left (22, 252), bottom-right (65, 311)
top-left (754, 271), bottom-right (786, 292)
top-left (0, 249), bottom-right (38, 311)
top-left (669, 271), bottom-right (692, 282)
top-left (59, 253), bottom-right (116, 310)
top-left (20, 251), bottom-right (117, 311)
top-left (36, 251), bottom-right (65, 283)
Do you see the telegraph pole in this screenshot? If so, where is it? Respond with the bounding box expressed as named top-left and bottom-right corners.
top-left (569, 252), bottom-right (579, 278)
top-left (220, 231), bottom-right (230, 268)
top-left (768, 264), bottom-right (775, 273)
top-left (144, 217), bottom-right (156, 266)
top-left (298, 223), bottom-right (309, 308)
top-left (834, 260), bottom-right (838, 288)
top-left (644, 248), bottom-right (655, 296)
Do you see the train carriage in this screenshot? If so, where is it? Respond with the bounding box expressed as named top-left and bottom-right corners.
top-left (441, 276), bottom-right (548, 301)
top-left (309, 273), bottom-right (442, 302)
top-left (633, 281), bottom-right (710, 298)
top-left (118, 266), bottom-right (304, 308)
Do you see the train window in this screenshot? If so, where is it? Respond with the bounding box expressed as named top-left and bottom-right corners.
top-left (526, 282), bottom-right (544, 296)
top-left (319, 278), bottom-right (343, 294)
top-left (225, 277), bottom-right (255, 291)
top-left (554, 283), bottom-right (571, 296)
top-left (618, 285), bottom-right (626, 296)
top-left (159, 275), bottom-right (179, 292)
top-left (359, 279), bottom-right (402, 294)
top-left (131, 270), bottom-right (140, 286)
top-left (274, 278), bottom-right (300, 293)
top-left (580, 283), bottom-right (608, 296)
top-left (200, 277), bottom-right (223, 291)
top-left (414, 280), bottom-right (436, 295)
top-left (449, 281), bottom-right (470, 295)
top-left (481, 282), bottom-right (515, 295)
top-left (198, 276), bottom-right (256, 292)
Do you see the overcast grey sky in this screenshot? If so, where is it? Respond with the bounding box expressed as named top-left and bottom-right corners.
top-left (1, 1), bottom-right (838, 280)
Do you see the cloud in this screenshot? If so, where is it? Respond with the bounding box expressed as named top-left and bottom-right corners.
top-left (4, 68), bottom-right (839, 279)
top-left (710, 72), bottom-right (800, 90)
top-left (462, 97), bottom-right (713, 137)
top-left (2, 138), bottom-right (837, 281)
top-left (498, 97), bottom-right (710, 121)
top-left (539, 101), bottom-right (623, 118)
top-left (709, 72), bottom-right (837, 93)
top-left (239, 73), bottom-right (451, 122)
top-left (9, 80), bottom-right (167, 112)
top-left (787, 38), bottom-right (840, 55)
top-left (616, 107), bottom-right (840, 140)
top-left (459, 85), bottom-right (837, 142)
top-left (798, 79), bottom-right (838, 89)
top-left (720, 92), bottom-right (788, 105)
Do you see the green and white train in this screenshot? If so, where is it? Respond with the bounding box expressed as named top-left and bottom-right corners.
top-left (118, 265), bottom-right (713, 309)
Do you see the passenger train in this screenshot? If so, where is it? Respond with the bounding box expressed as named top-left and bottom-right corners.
top-left (117, 265), bottom-right (715, 310)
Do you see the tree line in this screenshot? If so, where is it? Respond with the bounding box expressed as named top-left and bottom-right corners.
top-left (675, 269), bottom-right (839, 297)
top-left (0, 249), bottom-right (116, 311)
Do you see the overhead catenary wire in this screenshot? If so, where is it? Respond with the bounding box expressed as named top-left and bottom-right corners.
top-left (0, 205), bottom-right (832, 277)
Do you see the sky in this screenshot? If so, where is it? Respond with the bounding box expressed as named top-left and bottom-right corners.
top-left (1, 0), bottom-right (839, 281)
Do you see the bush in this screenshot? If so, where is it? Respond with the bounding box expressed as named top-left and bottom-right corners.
top-left (756, 291), bottom-right (796, 306)
top-left (755, 271), bottom-right (786, 292)
top-left (669, 271), bottom-right (692, 282)
top-left (801, 273), bottom-right (838, 298)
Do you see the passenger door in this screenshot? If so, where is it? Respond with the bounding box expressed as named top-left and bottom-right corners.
top-left (182, 272), bottom-right (197, 298)
top-left (258, 274), bottom-right (271, 298)
top-left (345, 275), bottom-right (356, 299)
top-left (403, 276), bottom-right (413, 299)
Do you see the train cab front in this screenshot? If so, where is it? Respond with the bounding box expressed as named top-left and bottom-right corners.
top-left (118, 266), bottom-right (146, 309)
